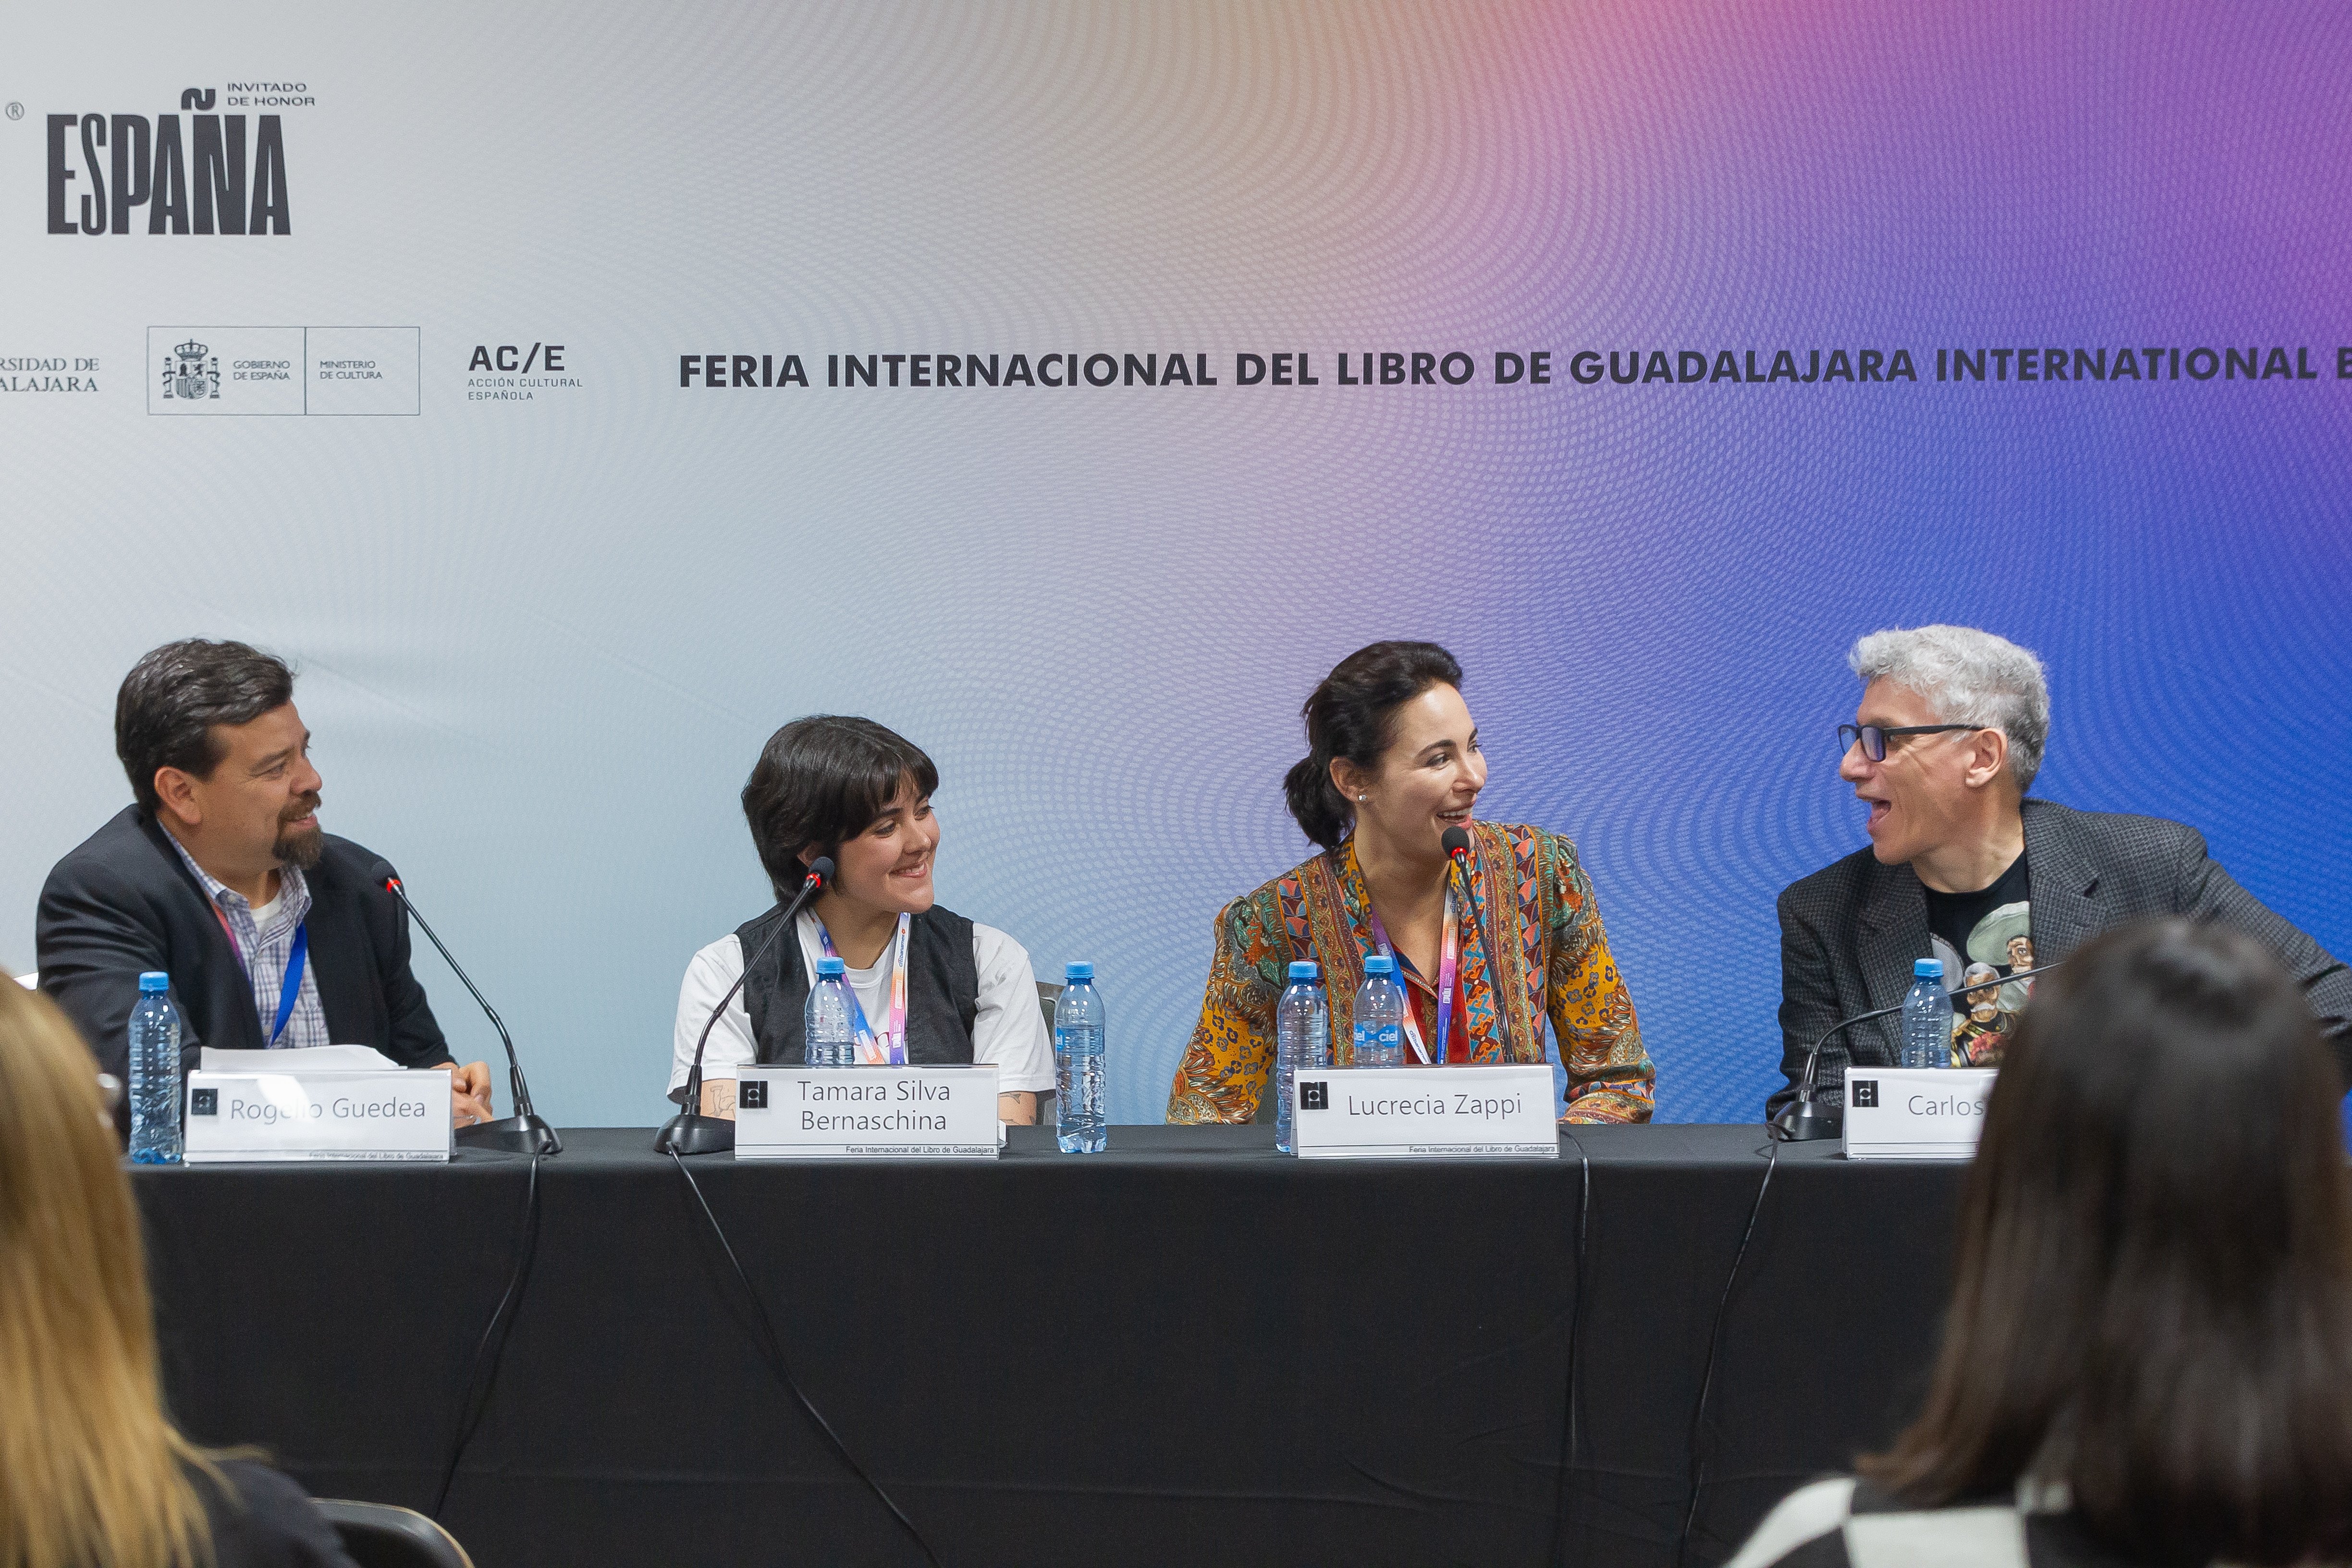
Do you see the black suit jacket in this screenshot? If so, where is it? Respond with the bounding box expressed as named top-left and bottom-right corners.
top-left (36, 806), bottom-right (452, 1084)
top-left (1771, 797), bottom-right (2352, 1117)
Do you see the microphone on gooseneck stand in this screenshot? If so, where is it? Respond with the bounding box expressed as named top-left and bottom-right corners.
top-left (654, 856), bottom-right (834, 1157)
top-left (378, 869), bottom-right (563, 1156)
top-left (1771, 956), bottom-right (2069, 1142)
top-left (1436, 827), bottom-right (1473, 1066)
top-left (1441, 824), bottom-right (1472, 868)
top-left (1441, 823), bottom-right (1473, 906)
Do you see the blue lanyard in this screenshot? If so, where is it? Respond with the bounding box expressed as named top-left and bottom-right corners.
top-left (268, 923), bottom-right (309, 1045)
top-left (210, 903), bottom-right (309, 1046)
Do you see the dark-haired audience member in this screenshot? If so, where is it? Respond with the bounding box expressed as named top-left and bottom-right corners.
top-left (36, 639), bottom-right (491, 1128)
top-left (1730, 918), bottom-right (2352, 1568)
top-left (0, 978), bottom-right (365, 1568)
top-left (668, 716), bottom-right (1054, 1123)
top-left (1167, 640), bottom-right (1653, 1123)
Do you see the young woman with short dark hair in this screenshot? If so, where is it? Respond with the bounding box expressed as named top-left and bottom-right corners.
top-left (667, 716), bottom-right (1054, 1123)
top-left (1167, 640), bottom-right (1654, 1123)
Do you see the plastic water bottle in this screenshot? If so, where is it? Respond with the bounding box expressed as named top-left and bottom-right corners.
top-left (1054, 961), bottom-right (1107, 1153)
top-left (127, 972), bottom-right (183, 1164)
top-left (1352, 954), bottom-right (1406, 1068)
top-left (1901, 957), bottom-right (1949, 1070)
top-left (1274, 960), bottom-right (1330, 1155)
top-left (805, 955), bottom-right (855, 1068)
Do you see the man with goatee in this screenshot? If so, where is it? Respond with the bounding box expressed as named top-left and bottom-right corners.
top-left (36, 639), bottom-right (491, 1128)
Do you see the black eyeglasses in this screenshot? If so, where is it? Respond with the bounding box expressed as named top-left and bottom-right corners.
top-left (1838, 723), bottom-right (1980, 761)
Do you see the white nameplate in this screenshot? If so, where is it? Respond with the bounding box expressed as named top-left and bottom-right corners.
top-left (183, 1069), bottom-right (453, 1163)
top-left (1293, 1064), bottom-right (1558, 1159)
top-left (734, 1065), bottom-right (1001, 1160)
top-left (1841, 1067), bottom-right (1996, 1160)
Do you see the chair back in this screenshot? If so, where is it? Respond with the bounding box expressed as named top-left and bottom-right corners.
top-left (314, 1501), bottom-right (474, 1568)
top-left (1033, 981), bottom-right (1064, 1126)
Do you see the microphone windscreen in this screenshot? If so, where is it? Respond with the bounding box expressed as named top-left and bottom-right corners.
top-left (1441, 826), bottom-right (1471, 859)
top-left (805, 855), bottom-right (836, 887)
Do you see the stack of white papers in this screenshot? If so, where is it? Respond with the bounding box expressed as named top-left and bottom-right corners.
top-left (199, 1044), bottom-right (405, 1072)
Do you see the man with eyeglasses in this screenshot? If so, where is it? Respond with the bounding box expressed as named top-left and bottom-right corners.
top-left (1769, 625), bottom-right (2351, 1119)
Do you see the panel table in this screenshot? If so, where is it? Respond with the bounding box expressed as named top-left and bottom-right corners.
top-left (135, 1124), bottom-right (1962, 1566)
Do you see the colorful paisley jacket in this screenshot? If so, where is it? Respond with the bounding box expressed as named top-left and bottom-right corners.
top-left (1167, 821), bottom-right (1655, 1124)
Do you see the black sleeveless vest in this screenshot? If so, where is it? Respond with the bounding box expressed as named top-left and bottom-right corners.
top-left (735, 905), bottom-right (980, 1066)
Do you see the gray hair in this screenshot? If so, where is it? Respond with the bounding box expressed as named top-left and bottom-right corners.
top-left (1847, 625), bottom-right (2048, 792)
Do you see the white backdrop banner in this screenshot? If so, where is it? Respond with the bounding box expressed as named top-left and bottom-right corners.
top-left (6, 2), bottom-right (2347, 1127)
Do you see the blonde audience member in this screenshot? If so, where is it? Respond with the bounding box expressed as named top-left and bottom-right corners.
top-left (0, 980), bottom-right (359, 1568)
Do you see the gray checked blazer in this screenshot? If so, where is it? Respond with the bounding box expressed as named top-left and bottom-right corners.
top-left (1769, 798), bottom-right (2352, 1118)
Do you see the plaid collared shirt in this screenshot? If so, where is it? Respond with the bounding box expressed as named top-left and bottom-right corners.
top-left (166, 832), bottom-right (331, 1050)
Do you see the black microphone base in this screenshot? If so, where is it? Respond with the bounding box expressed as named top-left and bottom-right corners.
top-left (1773, 1099), bottom-right (1842, 1142)
top-left (456, 1114), bottom-right (564, 1155)
top-left (653, 1112), bottom-right (736, 1156)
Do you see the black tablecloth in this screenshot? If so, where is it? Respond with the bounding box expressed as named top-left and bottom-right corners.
top-left (133, 1126), bottom-right (1963, 1567)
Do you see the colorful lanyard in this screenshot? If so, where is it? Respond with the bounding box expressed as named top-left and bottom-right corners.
top-left (1361, 893), bottom-right (1458, 1065)
top-left (209, 901), bottom-right (309, 1046)
top-left (816, 913), bottom-right (911, 1065)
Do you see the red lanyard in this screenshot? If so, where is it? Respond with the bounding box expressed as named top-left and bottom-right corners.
top-left (1361, 893), bottom-right (1459, 1064)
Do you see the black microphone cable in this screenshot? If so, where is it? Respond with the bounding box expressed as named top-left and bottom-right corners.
top-left (668, 1152), bottom-right (944, 1568)
top-left (1548, 1124), bottom-right (1593, 1568)
top-left (433, 1150), bottom-right (544, 1519)
top-left (1674, 1130), bottom-right (1782, 1568)
top-left (1682, 965), bottom-right (2055, 1556)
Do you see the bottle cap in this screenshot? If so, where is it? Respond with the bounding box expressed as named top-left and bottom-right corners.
top-left (138, 971), bottom-right (170, 992)
top-left (1287, 960), bottom-right (1319, 981)
top-left (1363, 953), bottom-right (1395, 976)
top-left (1065, 960), bottom-right (1094, 982)
top-left (1914, 958), bottom-right (1944, 977)
top-left (815, 956), bottom-right (845, 977)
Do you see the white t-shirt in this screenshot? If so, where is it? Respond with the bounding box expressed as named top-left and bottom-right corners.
top-left (668, 911), bottom-right (1056, 1102)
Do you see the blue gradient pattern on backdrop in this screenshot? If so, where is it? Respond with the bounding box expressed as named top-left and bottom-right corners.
top-left (1, 2), bottom-right (2346, 1127)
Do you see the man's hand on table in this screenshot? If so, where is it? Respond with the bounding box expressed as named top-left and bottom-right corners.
top-left (451, 1060), bottom-right (494, 1127)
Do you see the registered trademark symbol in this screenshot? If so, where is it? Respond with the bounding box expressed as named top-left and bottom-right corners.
top-left (4, 103), bottom-right (24, 121)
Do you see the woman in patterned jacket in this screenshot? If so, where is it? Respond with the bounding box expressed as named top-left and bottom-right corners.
top-left (1166, 640), bottom-right (1654, 1125)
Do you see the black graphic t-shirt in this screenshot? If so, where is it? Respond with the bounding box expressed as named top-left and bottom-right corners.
top-left (1920, 852), bottom-right (2034, 1068)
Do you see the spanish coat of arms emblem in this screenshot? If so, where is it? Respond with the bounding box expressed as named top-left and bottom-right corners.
top-left (164, 339), bottom-right (219, 400)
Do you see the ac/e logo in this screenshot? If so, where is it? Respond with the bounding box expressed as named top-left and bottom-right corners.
top-left (191, 1088), bottom-right (219, 1116)
top-left (1851, 1080), bottom-right (1879, 1109)
top-left (46, 94), bottom-right (291, 235)
top-left (739, 1081), bottom-right (768, 1110)
top-left (470, 343), bottom-right (564, 373)
top-left (1299, 1081), bottom-right (1329, 1111)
